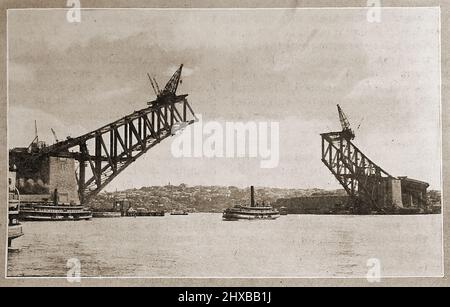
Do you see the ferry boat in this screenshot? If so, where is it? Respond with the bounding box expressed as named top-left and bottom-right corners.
top-left (19, 202), bottom-right (92, 221)
top-left (223, 186), bottom-right (280, 220)
top-left (8, 169), bottom-right (23, 247)
top-left (19, 189), bottom-right (92, 221)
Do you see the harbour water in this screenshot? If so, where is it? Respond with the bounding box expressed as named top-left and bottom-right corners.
top-left (7, 213), bottom-right (443, 278)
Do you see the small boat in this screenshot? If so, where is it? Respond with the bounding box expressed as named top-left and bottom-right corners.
top-left (223, 186), bottom-right (280, 220)
top-left (279, 206), bottom-right (288, 215)
top-left (148, 210), bottom-right (165, 216)
top-left (170, 209), bottom-right (188, 215)
top-left (123, 207), bottom-right (165, 217)
top-left (92, 211), bottom-right (122, 218)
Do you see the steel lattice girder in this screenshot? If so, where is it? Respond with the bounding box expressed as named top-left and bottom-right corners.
top-left (320, 132), bottom-right (393, 210)
top-left (13, 98), bottom-right (197, 204)
top-left (76, 98), bottom-right (196, 204)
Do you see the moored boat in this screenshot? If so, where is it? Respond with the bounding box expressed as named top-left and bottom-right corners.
top-left (92, 211), bottom-right (122, 218)
top-left (134, 207), bottom-right (166, 216)
top-left (8, 168), bottom-right (23, 247)
top-left (170, 209), bottom-right (188, 215)
top-left (18, 184), bottom-right (92, 221)
top-left (279, 206), bottom-right (288, 215)
top-left (19, 203), bottom-right (93, 221)
top-left (148, 210), bottom-right (165, 216)
top-left (123, 206), bottom-right (165, 217)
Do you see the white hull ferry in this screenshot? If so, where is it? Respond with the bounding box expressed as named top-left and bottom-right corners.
top-left (223, 186), bottom-right (280, 220)
top-left (19, 189), bottom-right (92, 221)
top-left (19, 204), bottom-right (92, 221)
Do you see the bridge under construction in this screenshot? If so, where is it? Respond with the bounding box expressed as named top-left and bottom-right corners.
top-left (9, 65), bottom-right (197, 205)
top-left (321, 105), bottom-right (429, 214)
top-left (8, 65), bottom-right (431, 215)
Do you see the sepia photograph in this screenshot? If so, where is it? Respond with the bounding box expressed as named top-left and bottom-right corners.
top-left (2, 2), bottom-right (445, 286)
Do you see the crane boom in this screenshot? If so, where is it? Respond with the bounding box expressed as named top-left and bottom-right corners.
top-left (337, 104), bottom-right (355, 140)
top-left (147, 73), bottom-right (159, 97)
top-left (34, 120), bottom-right (38, 142)
top-left (146, 64), bottom-right (187, 106)
top-left (50, 128), bottom-right (59, 143)
top-left (162, 64), bottom-right (183, 96)
top-left (153, 77), bottom-right (161, 96)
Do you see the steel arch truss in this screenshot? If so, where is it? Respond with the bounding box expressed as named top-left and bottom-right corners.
top-left (321, 132), bottom-right (393, 211)
top-left (33, 98), bottom-right (197, 204)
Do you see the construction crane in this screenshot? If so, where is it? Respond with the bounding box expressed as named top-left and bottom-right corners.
top-left (34, 120), bottom-right (38, 143)
top-left (337, 104), bottom-right (355, 140)
top-left (9, 64), bottom-right (197, 205)
top-left (50, 128), bottom-right (59, 143)
top-left (27, 120), bottom-right (46, 152)
top-left (147, 64), bottom-right (185, 106)
top-left (147, 73), bottom-right (160, 97)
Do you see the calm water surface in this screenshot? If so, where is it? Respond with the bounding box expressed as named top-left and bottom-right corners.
top-left (7, 213), bottom-right (443, 277)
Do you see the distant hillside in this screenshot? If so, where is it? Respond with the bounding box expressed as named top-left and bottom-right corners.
top-left (89, 184), bottom-right (348, 212)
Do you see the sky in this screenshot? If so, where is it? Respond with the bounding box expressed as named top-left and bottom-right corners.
top-left (7, 8), bottom-right (441, 190)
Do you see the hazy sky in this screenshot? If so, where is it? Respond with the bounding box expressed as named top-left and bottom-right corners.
top-left (8, 8), bottom-right (441, 190)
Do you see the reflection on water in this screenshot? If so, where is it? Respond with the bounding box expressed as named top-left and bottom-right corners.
top-left (7, 213), bottom-right (442, 277)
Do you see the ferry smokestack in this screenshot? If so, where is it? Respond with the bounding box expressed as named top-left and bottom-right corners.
top-left (250, 186), bottom-right (255, 207)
